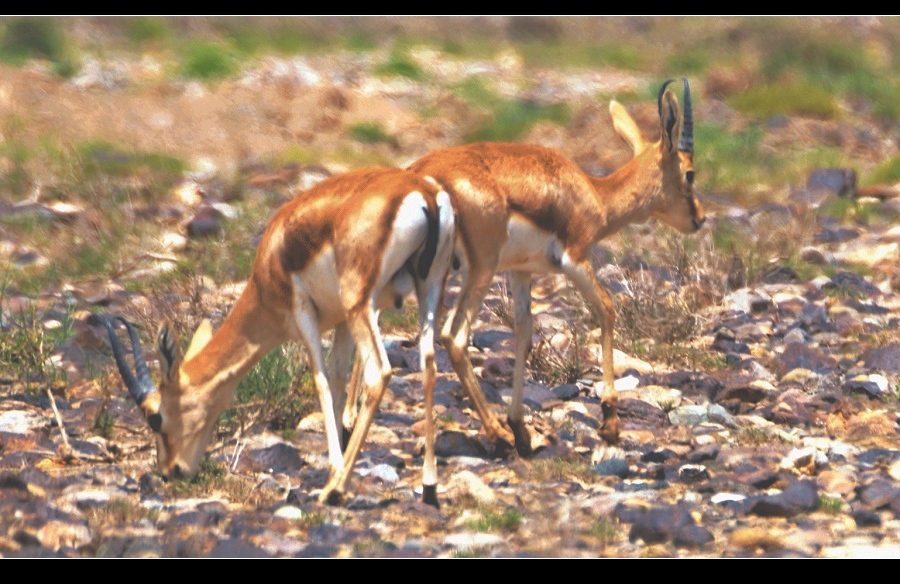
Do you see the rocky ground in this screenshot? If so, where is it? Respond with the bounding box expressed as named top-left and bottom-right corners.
top-left (2, 18), bottom-right (900, 557)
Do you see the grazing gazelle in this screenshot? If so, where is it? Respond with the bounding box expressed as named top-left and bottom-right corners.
top-left (104, 167), bottom-right (455, 506)
top-left (408, 78), bottom-right (704, 454)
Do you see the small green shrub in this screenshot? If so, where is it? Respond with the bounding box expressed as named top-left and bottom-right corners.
top-left (179, 41), bottom-right (236, 80)
top-left (0, 288), bottom-right (72, 387)
top-left (348, 122), bottom-right (397, 147)
top-left (374, 51), bottom-right (424, 80)
top-left (817, 496), bottom-right (843, 514)
top-left (229, 343), bottom-right (316, 433)
top-left (866, 155), bottom-right (900, 186)
top-left (0, 17), bottom-right (67, 64)
top-left (465, 507), bottom-right (523, 533)
top-left (729, 82), bottom-right (839, 120)
top-left (465, 100), bottom-right (570, 143)
top-left (76, 141), bottom-right (186, 184)
top-left (127, 16), bottom-right (171, 46)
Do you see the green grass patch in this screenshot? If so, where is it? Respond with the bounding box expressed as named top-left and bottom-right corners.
top-left (0, 17), bottom-right (67, 65)
top-left (665, 49), bottom-right (709, 75)
top-left (275, 145), bottom-right (323, 167)
top-left (179, 41), bottom-right (237, 80)
top-left (77, 140), bottom-right (186, 181)
top-left (347, 122), bottom-right (397, 147)
top-left (518, 42), bottom-right (644, 71)
top-left (529, 456), bottom-right (594, 483)
top-left (378, 303), bottom-right (419, 335)
top-left (464, 507), bottom-right (523, 533)
top-left (228, 343), bottom-right (317, 433)
top-left (587, 517), bottom-right (618, 547)
top-left (865, 155), bottom-right (900, 186)
top-left (344, 30), bottom-right (377, 53)
top-left (694, 123), bottom-right (773, 195)
top-left (374, 51), bottom-right (424, 80)
top-left (0, 285), bottom-right (72, 387)
top-left (817, 496), bottom-right (843, 514)
top-left (729, 82), bottom-right (839, 120)
top-left (465, 100), bottom-right (570, 143)
top-left (126, 16), bottom-right (171, 46)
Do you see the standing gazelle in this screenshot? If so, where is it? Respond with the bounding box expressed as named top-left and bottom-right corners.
top-left (409, 79), bottom-right (704, 454)
top-left (104, 167), bottom-right (455, 506)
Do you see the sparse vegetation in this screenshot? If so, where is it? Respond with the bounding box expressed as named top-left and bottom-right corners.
top-left (228, 343), bottom-right (317, 434)
top-left (374, 50), bottom-right (424, 80)
top-left (348, 122), bottom-right (397, 147)
top-left (729, 82), bottom-right (840, 120)
top-left (179, 41), bottom-right (236, 80)
top-left (464, 506), bottom-right (523, 533)
top-left (529, 456), bottom-right (594, 483)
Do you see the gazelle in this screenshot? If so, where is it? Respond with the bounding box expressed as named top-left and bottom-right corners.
top-left (408, 78), bottom-right (704, 454)
top-left (104, 167), bottom-right (455, 506)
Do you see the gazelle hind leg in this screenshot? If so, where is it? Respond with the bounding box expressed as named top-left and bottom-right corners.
top-left (508, 271), bottom-right (534, 456)
top-left (320, 307), bottom-right (392, 505)
top-left (562, 260), bottom-right (619, 444)
top-left (441, 267), bottom-right (516, 448)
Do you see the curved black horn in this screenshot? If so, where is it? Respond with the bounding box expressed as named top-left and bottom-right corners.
top-left (102, 315), bottom-right (156, 406)
top-left (116, 317), bottom-right (156, 399)
top-left (678, 77), bottom-right (694, 153)
top-left (657, 79), bottom-right (676, 117)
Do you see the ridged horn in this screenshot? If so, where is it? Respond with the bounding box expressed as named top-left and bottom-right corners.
top-left (102, 315), bottom-right (157, 407)
top-left (657, 78), bottom-right (676, 117)
top-left (678, 77), bottom-right (693, 153)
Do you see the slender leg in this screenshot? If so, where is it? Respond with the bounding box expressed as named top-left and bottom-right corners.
top-left (328, 322), bottom-right (354, 451)
top-left (508, 271), bottom-right (534, 456)
top-left (320, 306), bottom-right (392, 505)
top-left (416, 275), bottom-right (441, 508)
top-left (293, 304), bottom-right (345, 473)
top-left (441, 266), bottom-right (516, 448)
top-left (563, 260), bottom-right (619, 444)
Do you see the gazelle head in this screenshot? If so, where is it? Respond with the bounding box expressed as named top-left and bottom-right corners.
top-left (611, 78), bottom-right (705, 234)
top-left (103, 316), bottom-right (217, 479)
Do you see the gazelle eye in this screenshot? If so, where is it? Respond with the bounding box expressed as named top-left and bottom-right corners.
top-left (148, 413), bottom-right (163, 433)
top-left (685, 171), bottom-right (695, 185)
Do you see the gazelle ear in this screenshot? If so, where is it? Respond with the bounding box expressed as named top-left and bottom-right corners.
top-left (659, 89), bottom-right (683, 154)
top-left (184, 319), bottom-right (213, 362)
top-left (609, 100), bottom-right (646, 154)
top-left (157, 322), bottom-right (182, 385)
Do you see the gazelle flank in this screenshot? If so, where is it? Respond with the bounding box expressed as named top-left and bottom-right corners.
top-left (409, 78), bottom-right (704, 454)
top-left (104, 167), bottom-right (455, 507)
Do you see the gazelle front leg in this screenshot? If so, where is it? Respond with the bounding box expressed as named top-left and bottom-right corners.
top-left (320, 307), bottom-right (392, 506)
top-left (328, 322), bottom-right (355, 451)
top-left (563, 260), bottom-right (619, 445)
top-left (508, 271), bottom-right (534, 456)
top-left (293, 302), bottom-right (346, 474)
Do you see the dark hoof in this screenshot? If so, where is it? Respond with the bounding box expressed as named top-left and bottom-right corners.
top-left (422, 484), bottom-right (440, 509)
top-left (341, 426), bottom-right (353, 453)
top-left (508, 418), bottom-right (533, 458)
top-left (325, 489), bottom-right (345, 506)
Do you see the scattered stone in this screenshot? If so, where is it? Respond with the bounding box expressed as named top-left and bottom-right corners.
top-left (434, 431), bottom-right (488, 458)
top-left (551, 384), bottom-right (580, 400)
top-left (186, 205), bottom-right (224, 238)
top-left (625, 504), bottom-right (705, 547)
top-left (591, 458), bottom-right (630, 478)
top-left (445, 470), bottom-right (496, 505)
top-left (807, 168), bottom-right (856, 198)
top-left (860, 344), bottom-right (900, 374)
top-left (745, 480), bottom-right (818, 518)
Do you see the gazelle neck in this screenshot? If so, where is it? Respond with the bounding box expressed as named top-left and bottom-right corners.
top-left (178, 280), bottom-right (286, 413)
top-left (588, 145), bottom-right (661, 239)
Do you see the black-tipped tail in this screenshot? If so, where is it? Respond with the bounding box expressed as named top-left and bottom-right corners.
top-left (416, 206), bottom-right (440, 279)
